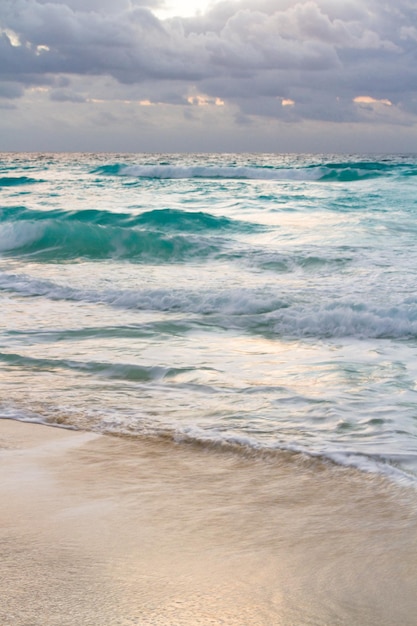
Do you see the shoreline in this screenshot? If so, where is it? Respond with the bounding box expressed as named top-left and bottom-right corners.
top-left (1, 418), bottom-right (417, 625)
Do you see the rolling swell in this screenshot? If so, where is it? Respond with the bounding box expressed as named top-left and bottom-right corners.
top-left (2, 321), bottom-right (193, 344)
top-left (0, 206), bottom-right (258, 233)
top-left (0, 351), bottom-right (192, 382)
top-left (134, 208), bottom-right (260, 232)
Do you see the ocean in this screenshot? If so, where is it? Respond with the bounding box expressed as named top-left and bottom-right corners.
top-left (1, 152), bottom-right (417, 624)
top-left (2, 152), bottom-right (417, 481)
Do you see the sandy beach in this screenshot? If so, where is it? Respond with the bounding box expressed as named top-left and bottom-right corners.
top-left (0, 418), bottom-right (416, 625)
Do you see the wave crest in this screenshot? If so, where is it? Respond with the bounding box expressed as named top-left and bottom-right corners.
top-left (94, 163), bottom-right (321, 181)
top-left (0, 219), bottom-right (221, 262)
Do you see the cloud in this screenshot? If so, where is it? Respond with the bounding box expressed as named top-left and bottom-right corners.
top-left (34, 0), bottom-right (162, 11)
top-left (0, 81), bottom-right (24, 98)
top-left (49, 88), bottom-right (86, 102)
top-left (0, 0), bottom-right (416, 137)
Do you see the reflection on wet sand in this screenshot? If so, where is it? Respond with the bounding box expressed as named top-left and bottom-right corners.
top-left (1, 420), bottom-right (416, 626)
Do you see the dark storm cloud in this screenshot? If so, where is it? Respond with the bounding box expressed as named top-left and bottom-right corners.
top-left (1, 0), bottom-right (416, 123)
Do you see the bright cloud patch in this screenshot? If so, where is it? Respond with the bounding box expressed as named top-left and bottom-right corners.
top-left (187, 94), bottom-right (224, 106)
top-left (354, 96), bottom-right (393, 106)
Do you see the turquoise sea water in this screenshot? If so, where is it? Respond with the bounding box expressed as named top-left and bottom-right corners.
top-left (1, 152), bottom-right (417, 485)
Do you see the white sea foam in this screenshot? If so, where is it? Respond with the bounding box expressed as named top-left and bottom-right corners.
top-left (173, 425), bottom-right (417, 486)
top-left (0, 272), bottom-right (286, 316)
top-left (0, 222), bottom-right (43, 252)
top-left (269, 302), bottom-right (417, 338)
top-left (0, 405), bottom-right (55, 426)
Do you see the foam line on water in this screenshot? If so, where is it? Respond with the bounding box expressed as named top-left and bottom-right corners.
top-left (2, 271), bottom-right (417, 338)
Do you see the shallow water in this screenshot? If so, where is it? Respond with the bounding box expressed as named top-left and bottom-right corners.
top-left (1, 152), bottom-right (417, 484)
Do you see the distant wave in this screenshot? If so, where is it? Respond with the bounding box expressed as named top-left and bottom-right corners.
top-left (315, 160), bottom-right (408, 182)
top-left (93, 163), bottom-right (321, 181)
top-left (92, 160), bottom-right (417, 182)
top-left (0, 176), bottom-right (43, 187)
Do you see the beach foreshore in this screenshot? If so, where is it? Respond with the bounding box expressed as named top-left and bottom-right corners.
top-left (1, 418), bottom-right (416, 626)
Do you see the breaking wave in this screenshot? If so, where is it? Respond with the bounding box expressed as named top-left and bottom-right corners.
top-left (0, 206), bottom-right (261, 262)
top-left (93, 159), bottom-right (417, 182)
top-left (2, 270), bottom-right (417, 339)
top-left (93, 163), bottom-right (320, 181)
top-left (0, 219), bottom-right (221, 262)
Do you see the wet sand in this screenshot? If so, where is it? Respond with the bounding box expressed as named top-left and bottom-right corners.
top-left (1, 418), bottom-right (417, 626)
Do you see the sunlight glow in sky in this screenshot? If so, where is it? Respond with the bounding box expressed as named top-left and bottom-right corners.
top-left (156, 0), bottom-right (214, 18)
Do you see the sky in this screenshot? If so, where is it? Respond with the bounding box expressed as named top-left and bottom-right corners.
top-left (1, 0), bottom-right (417, 153)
